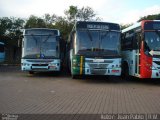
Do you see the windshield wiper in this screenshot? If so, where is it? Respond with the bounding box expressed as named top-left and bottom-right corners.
top-left (42, 34), bottom-right (52, 43)
top-left (86, 29), bottom-right (93, 42)
top-left (31, 34), bottom-right (38, 45)
top-left (101, 31), bottom-right (109, 40)
top-left (86, 29), bottom-right (94, 51)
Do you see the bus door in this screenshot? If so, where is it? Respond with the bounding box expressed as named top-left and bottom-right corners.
top-left (134, 33), bottom-right (141, 76)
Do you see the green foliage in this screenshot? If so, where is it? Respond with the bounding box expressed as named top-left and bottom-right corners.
top-left (65, 6), bottom-right (98, 22)
top-left (25, 15), bottom-right (46, 28)
top-left (0, 17), bottom-right (12, 36)
top-left (138, 13), bottom-right (160, 22)
top-left (0, 17), bottom-right (25, 45)
top-left (77, 6), bottom-right (96, 21)
top-left (120, 23), bottom-right (133, 30)
top-left (43, 14), bottom-right (57, 28)
top-left (53, 16), bottom-right (73, 40)
top-left (64, 6), bottom-right (78, 22)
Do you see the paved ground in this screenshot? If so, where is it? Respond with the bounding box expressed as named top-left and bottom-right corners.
top-left (0, 66), bottom-right (160, 119)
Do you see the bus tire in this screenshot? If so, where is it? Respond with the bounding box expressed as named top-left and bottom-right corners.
top-left (72, 74), bottom-right (78, 79)
top-left (29, 71), bottom-right (34, 74)
top-left (72, 75), bottom-right (82, 79)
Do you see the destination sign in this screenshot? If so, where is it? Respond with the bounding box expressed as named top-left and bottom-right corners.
top-left (25, 29), bottom-right (58, 35)
top-left (87, 24), bottom-right (109, 30)
top-left (76, 21), bottom-right (120, 31)
top-left (144, 21), bottom-right (160, 30)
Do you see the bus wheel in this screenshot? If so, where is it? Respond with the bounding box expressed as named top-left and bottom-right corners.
top-left (72, 75), bottom-right (82, 79)
top-left (29, 71), bottom-right (34, 74)
top-left (72, 75), bottom-right (77, 79)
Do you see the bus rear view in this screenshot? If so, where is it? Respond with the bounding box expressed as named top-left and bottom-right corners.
top-left (21, 28), bottom-right (61, 74)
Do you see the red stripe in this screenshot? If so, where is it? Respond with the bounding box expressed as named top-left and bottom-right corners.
top-left (140, 41), bottom-right (152, 78)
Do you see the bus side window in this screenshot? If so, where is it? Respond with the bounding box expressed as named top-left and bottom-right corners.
top-left (133, 33), bottom-right (140, 50)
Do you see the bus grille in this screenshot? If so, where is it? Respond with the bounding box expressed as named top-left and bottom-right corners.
top-left (32, 68), bottom-right (48, 71)
top-left (88, 63), bottom-right (109, 68)
top-left (32, 64), bottom-right (48, 66)
top-left (27, 60), bottom-right (53, 62)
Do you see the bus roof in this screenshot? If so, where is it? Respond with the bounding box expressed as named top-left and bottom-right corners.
top-left (122, 20), bottom-right (160, 33)
top-left (75, 21), bottom-right (120, 31)
top-left (122, 22), bottom-right (141, 33)
top-left (24, 28), bottom-right (60, 36)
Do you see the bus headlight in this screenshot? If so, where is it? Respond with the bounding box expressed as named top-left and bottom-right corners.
top-left (49, 63), bottom-right (56, 66)
top-left (22, 63), bottom-right (30, 66)
top-left (73, 62), bottom-right (80, 67)
top-left (151, 66), bottom-right (156, 70)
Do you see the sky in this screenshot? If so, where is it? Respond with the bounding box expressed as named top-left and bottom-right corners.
top-left (0, 0), bottom-right (160, 24)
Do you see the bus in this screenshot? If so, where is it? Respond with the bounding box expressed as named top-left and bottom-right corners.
top-left (66, 21), bottom-right (121, 79)
top-left (21, 28), bottom-right (62, 74)
top-left (121, 20), bottom-right (160, 78)
top-left (0, 42), bottom-right (5, 63)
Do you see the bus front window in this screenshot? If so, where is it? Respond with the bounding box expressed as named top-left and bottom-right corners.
top-left (144, 32), bottom-right (160, 55)
top-left (23, 35), bottom-right (59, 59)
top-left (101, 31), bottom-right (120, 55)
top-left (76, 30), bottom-right (98, 54)
top-left (76, 30), bottom-right (120, 56)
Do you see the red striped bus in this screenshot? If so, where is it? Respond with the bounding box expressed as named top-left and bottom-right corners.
top-left (121, 20), bottom-right (160, 78)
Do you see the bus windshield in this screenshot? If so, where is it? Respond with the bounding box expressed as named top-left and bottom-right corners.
top-left (76, 30), bottom-right (120, 56)
top-left (144, 31), bottom-right (160, 52)
top-left (23, 35), bottom-right (59, 59)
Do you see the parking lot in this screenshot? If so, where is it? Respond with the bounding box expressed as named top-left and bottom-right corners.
top-left (0, 66), bottom-right (160, 119)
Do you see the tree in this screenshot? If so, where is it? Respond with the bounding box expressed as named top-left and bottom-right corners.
top-left (25, 15), bottom-right (46, 28)
top-left (138, 13), bottom-right (160, 22)
top-left (0, 17), bottom-right (12, 36)
top-left (120, 24), bottom-right (133, 30)
top-left (53, 16), bottom-right (73, 40)
top-left (0, 17), bottom-right (25, 64)
top-left (65, 6), bottom-right (98, 22)
top-left (64, 6), bottom-right (78, 22)
top-left (77, 6), bottom-right (96, 21)
top-left (0, 17), bottom-right (24, 40)
top-left (43, 13), bottom-right (57, 28)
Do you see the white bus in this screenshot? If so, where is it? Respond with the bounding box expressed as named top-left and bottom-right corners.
top-left (21, 28), bottom-right (62, 74)
top-left (121, 20), bottom-right (160, 78)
